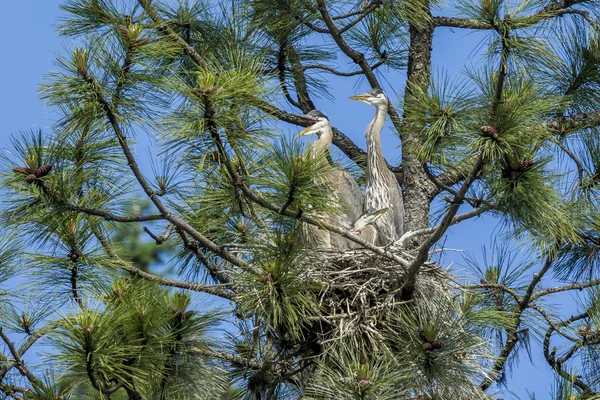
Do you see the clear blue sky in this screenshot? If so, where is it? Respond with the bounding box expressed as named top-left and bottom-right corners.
top-left (0, 2), bottom-right (577, 398)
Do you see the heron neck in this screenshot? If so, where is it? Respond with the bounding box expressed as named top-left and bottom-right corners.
top-left (366, 106), bottom-right (387, 173)
top-left (310, 125), bottom-right (333, 157)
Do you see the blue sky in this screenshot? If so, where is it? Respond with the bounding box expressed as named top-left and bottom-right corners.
top-left (0, 1), bottom-right (579, 398)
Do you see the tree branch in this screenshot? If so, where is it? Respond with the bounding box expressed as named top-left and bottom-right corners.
top-left (314, 0), bottom-right (404, 135)
top-left (189, 347), bottom-right (263, 369)
top-left (531, 279), bottom-right (600, 301)
top-left (93, 227), bottom-right (236, 300)
top-left (434, 1), bottom-right (594, 30)
top-left (400, 157), bottom-right (484, 300)
top-left (480, 257), bottom-right (554, 391)
top-left (60, 201), bottom-right (164, 222)
top-left (138, 0), bottom-right (209, 70)
top-left (302, 61), bottom-right (385, 77)
top-left (0, 327), bottom-right (42, 388)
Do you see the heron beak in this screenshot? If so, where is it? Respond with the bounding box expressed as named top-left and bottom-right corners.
top-left (349, 91), bottom-right (372, 101)
top-left (294, 124), bottom-right (317, 139)
top-left (374, 208), bottom-right (389, 217)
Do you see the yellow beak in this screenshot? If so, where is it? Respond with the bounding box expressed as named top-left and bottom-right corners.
top-left (295, 125), bottom-right (315, 139)
top-left (374, 208), bottom-right (389, 216)
top-left (349, 95), bottom-right (369, 101)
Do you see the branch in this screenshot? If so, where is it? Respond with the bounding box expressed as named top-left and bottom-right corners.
top-left (0, 327), bottom-right (42, 388)
top-left (302, 60), bottom-right (385, 77)
top-left (338, 1), bottom-right (381, 34)
top-left (543, 311), bottom-right (594, 393)
top-left (143, 224), bottom-right (174, 245)
top-left (61, 201), bottom-right (164, 222)
top-left (464, 282), bottom-right (521, 304)
top-left (531, 279), bottom-right (600, 301)
top-left (314, 0), bottom-right (404, 134)
top-left (77, 68), bottom-right (249, 272)
top-left (177, 230), bottom-right (233, 285)
top-left (434, 1), bottom-right (594, 30)
top-left (394, 206), bottom-right (489, 248)
top-left (529, 303), bottom-right (579, 342)
top-left (400, 157), bottom-right (484, 300)
top-left (93, 227), bottom-right (236, 300)
top-left (547, 110), bottom-right (600, 135)
top-left (554, 139), bottom-right (585, 184)
top-left (480, 257), bottom-right (554, 391)
top-left (138, 0), bottom-right (209, 70)
top-left (0, 323), bottom-right (59, 385)
top-left (189, 347), bottom-right (262, 369)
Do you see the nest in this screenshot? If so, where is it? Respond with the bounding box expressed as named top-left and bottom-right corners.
top-left (301, 247), bottom-right (452, 350)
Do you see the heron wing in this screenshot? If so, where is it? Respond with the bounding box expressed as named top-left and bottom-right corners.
top-left (328, 169), bottom-right (363, 250)
top-left (336, 169), bottom-right (364, 224)
top-left (388, 172), bottom-right (405, 238)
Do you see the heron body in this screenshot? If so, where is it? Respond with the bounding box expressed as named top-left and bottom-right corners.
top-left (295, 110), bottom-right (364, 250)
top-left (350, 89), bottom-right (405, 245)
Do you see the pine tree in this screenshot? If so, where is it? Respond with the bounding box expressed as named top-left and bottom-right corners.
top-left (2, 0), bottom-right (600, 399)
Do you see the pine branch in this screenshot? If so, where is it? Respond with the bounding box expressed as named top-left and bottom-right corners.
top-left (434, 1), bottom-right (596, 30)
top-left (93, 228), bottom-right (236, 300)
top-left (401, 156), bottom-right (484, 300)
top-left (189, 347), bottom-right (263, 369)
top-left (394, 206), bottom-right (489, 248)
top-left (61, 202), bottom-right (164, 222)
top-left (313, 0), bottom-right (404, 135)
top-left (480, 258), bottom-right (554, 391)
top-left (137, 0), bottom-right (209, 70)
top-left (531, 279), bottom-right (600, 301)
top-left (528, 303), bottom-right (579, 341)
top-left (547, 110), bottom-right (600, 134)
top-left (76, 67), bottom-right (250, 272)
top-left (543, 312), bottom-right (594, 393)
top-left (337, 0), bottom-right (382, 35)
top-left (302, 61), bottom-right (385, 77)
top-left (0, 327), bottom-right (43, 389)
top-left (177, 230), bottom-right (232, 285)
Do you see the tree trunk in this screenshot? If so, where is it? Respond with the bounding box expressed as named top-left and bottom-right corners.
top-left (401, 3), bottom-right (438, 233)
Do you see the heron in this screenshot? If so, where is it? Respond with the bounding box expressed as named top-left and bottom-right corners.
top-left (295, 110), bottom-right (364, 249)
top-left (348, 207), bottom-right (389, 247)
top-left (350, 88), bottom-right (404, 245)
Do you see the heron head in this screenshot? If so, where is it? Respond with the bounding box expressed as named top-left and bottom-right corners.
top-left (349, 88), bottom-right (388, 107)
top-left (353, 207), bottom-right (388, 230)
top-left (295, 110), bottom-right (330, 138)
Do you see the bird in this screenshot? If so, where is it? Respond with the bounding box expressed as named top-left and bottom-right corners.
top-left (348, 207), bottom-right (389, 247)
top-left (295, 110), bottom-right (364, 250)
top-left (350, 88), bottom-right (404, 245)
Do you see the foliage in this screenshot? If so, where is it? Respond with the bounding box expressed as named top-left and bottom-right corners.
top-left (3, 0), bottom-right (600, 399)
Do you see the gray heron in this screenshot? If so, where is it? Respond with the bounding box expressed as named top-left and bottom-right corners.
top-left (348, 207), bottom-right (389, 247)
top-left (350, 88), bottom-right (404, 245)
top-left (295, 110), bottom-right (364, 249)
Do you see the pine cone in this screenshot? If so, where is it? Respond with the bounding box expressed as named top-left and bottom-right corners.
top-left (422, 342), bottom-right (433, 351)
top-left (26, 174), bottom-right (38, 182)
top-left (13, 167), bottom-right (31, 175)
top-left (509, 171), bottom-right (520, 182)
top-left (35, 163), bottom-right (54, 177)
top-left (480, 125), bottom-right (499, 140)
top-left (120, 27), bottom-right (129, 37)
top-left (135, 38), bottom-right (150, 46)
top-left (520, 159), bottom-right (534, 169)
top-left (431, 338), bottom-right (443, 350)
